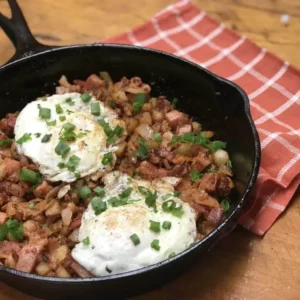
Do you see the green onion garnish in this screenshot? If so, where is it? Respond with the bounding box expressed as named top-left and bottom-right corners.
top-left (41, 134), bottom-right (52, 143)
top-left (93, 186), bottom-right (105, 197)
top-left (29, 202), bottom-right (35, 209)
top-left (42, 98), bottom-right (47, 101)
top-left (66, 155), bottom-right (80, 172)
top-left (77, 185), bottom-right (92, 200)
top-left (220, 199), bottom-right (230, 212)
top-left (132, 93), bottom-right (146, 113)
top-left (91, 102), bottom-right (101, 116)
top-left (39, 107), bottom-right (51, 119)
top-left (226, 160), bottom-right (232, 169)
top-left (80, 93), bottom-right (92, 103)
top-left (16, 133), bottom-right (32, 145)
top-left (151, 239), bottom-right (160, 251)
top-left (0, 219), bottom-right (23, 242)
top-left (55, 141), bottom-right (70, 157)
top-left (138, 186), bottom-right (151, 196)
top-left (119, 187), bottom-right (133, 199)
top-left (173, 191), bottom-right (180, 197)
top-left (171, 205), bottom-right (184, 218)
top-left (0, 139), bottom-right (12, 149)
top-left (130, 233), bottom-right (140, 246)
top-left (59, 116), bottom-right (66, 122)
top-left (162, 200), bottom-right (176, 213)
top-left (98, 120), bottom-right (124, 145)
top-left (46, 120), bottom-right (56, 126)
top-left (82, 236), bottom-right (90, 246)
top-left (55, 104), bottom-right (63, 114)
top-left (149, 220), bottom-right (160, 233)
top-left (162, 194), bottom-right (173, 201)
top-left (19, 168), bottom-right (41, 185)
top-left (91, 197), bottom-right (107, 215)
top-left (34, 133), bottom-right (41, 138)
top-left (74, 171), bottom-right (81, 179)
top-left (153, 132), bottom-right (162, 143)
top-left (162, 221), bottom-right (172, 230)
top-left (136, 139), bottom-right (148, 159)
top-left (190, 170), bottom-right (204, 182)
top-left (168, 252), bottom-right (176, 258)
top-left (63, 123), bottom-right (75, 132)
top-left (57, 162), bottom-right (65, 169)
top-left (102, 152), bottom-right (113, 165)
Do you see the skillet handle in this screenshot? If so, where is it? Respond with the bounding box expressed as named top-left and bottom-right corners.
top-left (0, 0), bottom-right (54, 64)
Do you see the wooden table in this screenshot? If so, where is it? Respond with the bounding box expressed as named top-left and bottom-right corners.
top-left (0, 1), bottom-right (300, 299)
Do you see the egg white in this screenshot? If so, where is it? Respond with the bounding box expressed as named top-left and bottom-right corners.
top-left (71, 171), bottom-right (197, 276)
top-left (14, 93), bottom-right (126, 182)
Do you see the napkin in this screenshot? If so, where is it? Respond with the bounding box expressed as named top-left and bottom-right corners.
top-left (105, 0), bottom-right (300, 235)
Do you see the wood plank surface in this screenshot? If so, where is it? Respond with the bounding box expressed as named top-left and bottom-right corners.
top-left (0, 1), bottom-right (299, 299)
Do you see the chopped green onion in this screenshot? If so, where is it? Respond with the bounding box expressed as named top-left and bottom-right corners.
top-left (151, 239), bottom-right (160, 251)
top-left (190, 170), bottom-right (204, 182)
top-left (29, 202), bottom-right (35, 209)
top-left (66, 155), bottom-right (80, 172)
top-left (108, 197), bottom-right (128, 207)
top-left (162, 200), bottom-right (176, 213)
top-left (55, 104), bottom-right (63, 114)
top-left (77, 186), bottom-right (92, 200)
top-left (91, 102), bottom-right (101, 116)
top-left (0, 223), bottom-right (8, 241)
top-left (4, 219), bottom-right (23, 241)
top-left (76, 132), bottom-right (87, 139)
top-left (210, 141), bottom-right (227, 152)
top-left (162, 221), bottom-right (172, 230)
top-left (65, 97), bottom-right (72, 103)
top-left (80, 93), bottom-right (92, 103)
top-left (74, 171), bottom-right (81, 179)
top-left (220, 199), bottom-right (230, 212)
top-left (226, 160), bottom-right (232, 169)
top-left (41, 134), bottom-right (52, 143)
top-left (106, 125), bottom-right (124, 145)
top-left (55, 141), bottom-right (70, 157)
top-left (145, 191), bottom-right (157, 212)
top-left (105, 266), bottom-right (112, 273)
top-left (63, 123), bottom-right (76, 132)
top-left (19, 168), bottom-right (41, 185)
top-left (16, 133), bottom-right (32, 145)
top-left (42, 98), bottom-right (47, 101)
top-left (57, 162), bottom-right (65, 169)
top-left (39, 107), bottom-right (51, 119)
top-left (0, 139), bottom-right (12, 149)
top-left (168, 252), bottom-right (176, 258)
top-left (136, 139), bottom-right (148, 159)
top-left (173, 191), bottom-right (180, 197)
top-left (132, 93), bottom-right (146, 113)
top-left (46, 120), bottom-right (56, 126)
top-left (98, 119), bottom-right (113, 136)
top-left (153, 132), bottom-right (162, 143)
top-left (82, 237), bottom-right (90, 246)
top-left (130, 233), bottom-right (140, 246)
top-left (206, 168), bottom-right (217, 173)
top-left (59, 116), bottom-right (66, 122)
top-left (171, 205), bottom-right (184, 218)
top-left (102, 152), bottom-right (113, 165)
top-left (149, 220), bottom-right (160, 233)
top-left (93, 187), bottom-right (105, 197)
top-left (138, 186), bottom-right (151, 196)
top-left (34, 133), bottom-right (41, 138)
top-left (119, 187), bottom-right (133, 199)
top-left (91, 197), bottom-right (107, 215)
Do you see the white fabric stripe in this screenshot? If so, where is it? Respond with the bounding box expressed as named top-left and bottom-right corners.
top-left (248, 62), bottom-right (289, 99)
top-left (267, 201), bottom-right (285, 211)
top-left (175, 24), bottom-right (224, 56)
top-left (255, 89), bottom-right (300, 125)
top-left (258, 128), bottom-right (300, 155)
top-left (277, 153), bottom-right (300, 181)
top-left (127, 31), bottom-right (142, 46)
top-left (227, 49), bottom-right (266, 81)
top-left (202, 37), bottom-right (246, 68)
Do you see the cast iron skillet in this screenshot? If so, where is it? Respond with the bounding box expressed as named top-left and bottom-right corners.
top-left (0, 0), bottom-right (260, 299)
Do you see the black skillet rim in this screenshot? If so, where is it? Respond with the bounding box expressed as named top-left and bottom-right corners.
top-left (0, 43), bottom-right (261, 282)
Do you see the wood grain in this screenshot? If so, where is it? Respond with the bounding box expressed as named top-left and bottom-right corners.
top-left (0, 1), bottom-right (300, 299)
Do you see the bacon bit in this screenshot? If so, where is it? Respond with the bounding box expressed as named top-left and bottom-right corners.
top-left (61, 255), bottom-right (93, 278)
top-left (16, 244), bottom-right (44, 273)
top-left (156, 96), bottom-right (173, 113)
top-left (207, 207), bottom-right (224, 225)
top-left (177, 124), bottom-right (192, 136)
top-left (191, 152), bottom-right (212, 172)
top-left (165, 110), bottom-right (190, 129)
top-left (0, 182), bottom-right (25, 197)
top-left (0, 212), bottom-right (8, 224)
top-left (168, 163), bottom-right (190, 177)
top-left (181, 189), bottom-right (220, 208)
top-left (0, 241), bottom-right (22, 259)
top-left (2, 158), bottom-right (21, 179)
top-left (33, 181), bottom-right (53, 199)
top-left (158, 148), bottom-right (174, 162)
top-left (69, 215), bottom-right (82, 229)
top-left (175, 177), bottom-right (193, 192)
top-left (138, 161), bottom-right (168, 180)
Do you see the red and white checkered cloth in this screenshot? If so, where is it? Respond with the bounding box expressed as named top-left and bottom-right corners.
top-left (105, 0), bottom-right (300, 235)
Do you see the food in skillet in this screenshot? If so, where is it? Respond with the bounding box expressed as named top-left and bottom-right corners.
top-left (0, 73), bottom-right (233, 277)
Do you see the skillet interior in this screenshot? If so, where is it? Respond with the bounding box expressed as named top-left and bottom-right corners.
top-left (0, 44), bottom-right (260, 299)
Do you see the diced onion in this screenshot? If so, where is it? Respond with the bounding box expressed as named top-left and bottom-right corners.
top-left (135, 123), bottom-right (153, 140)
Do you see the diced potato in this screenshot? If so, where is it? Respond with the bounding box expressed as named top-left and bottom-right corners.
top-left (115, 141), bottom-right (127, 158)
top-left (138, 112), bottom-right (152, 125)
top-left (36, 262), bottom-right (51, 276)
top-left (192, 121), bottom-right (202, 132)
top-left (54, 245), bottom-right (69, 264)
top-left (202, 131), bottom-right (214, 138)
top-left (45, 200), bottom-right (61, 217)
top-left (56, 265), bottom-right (71, 278)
